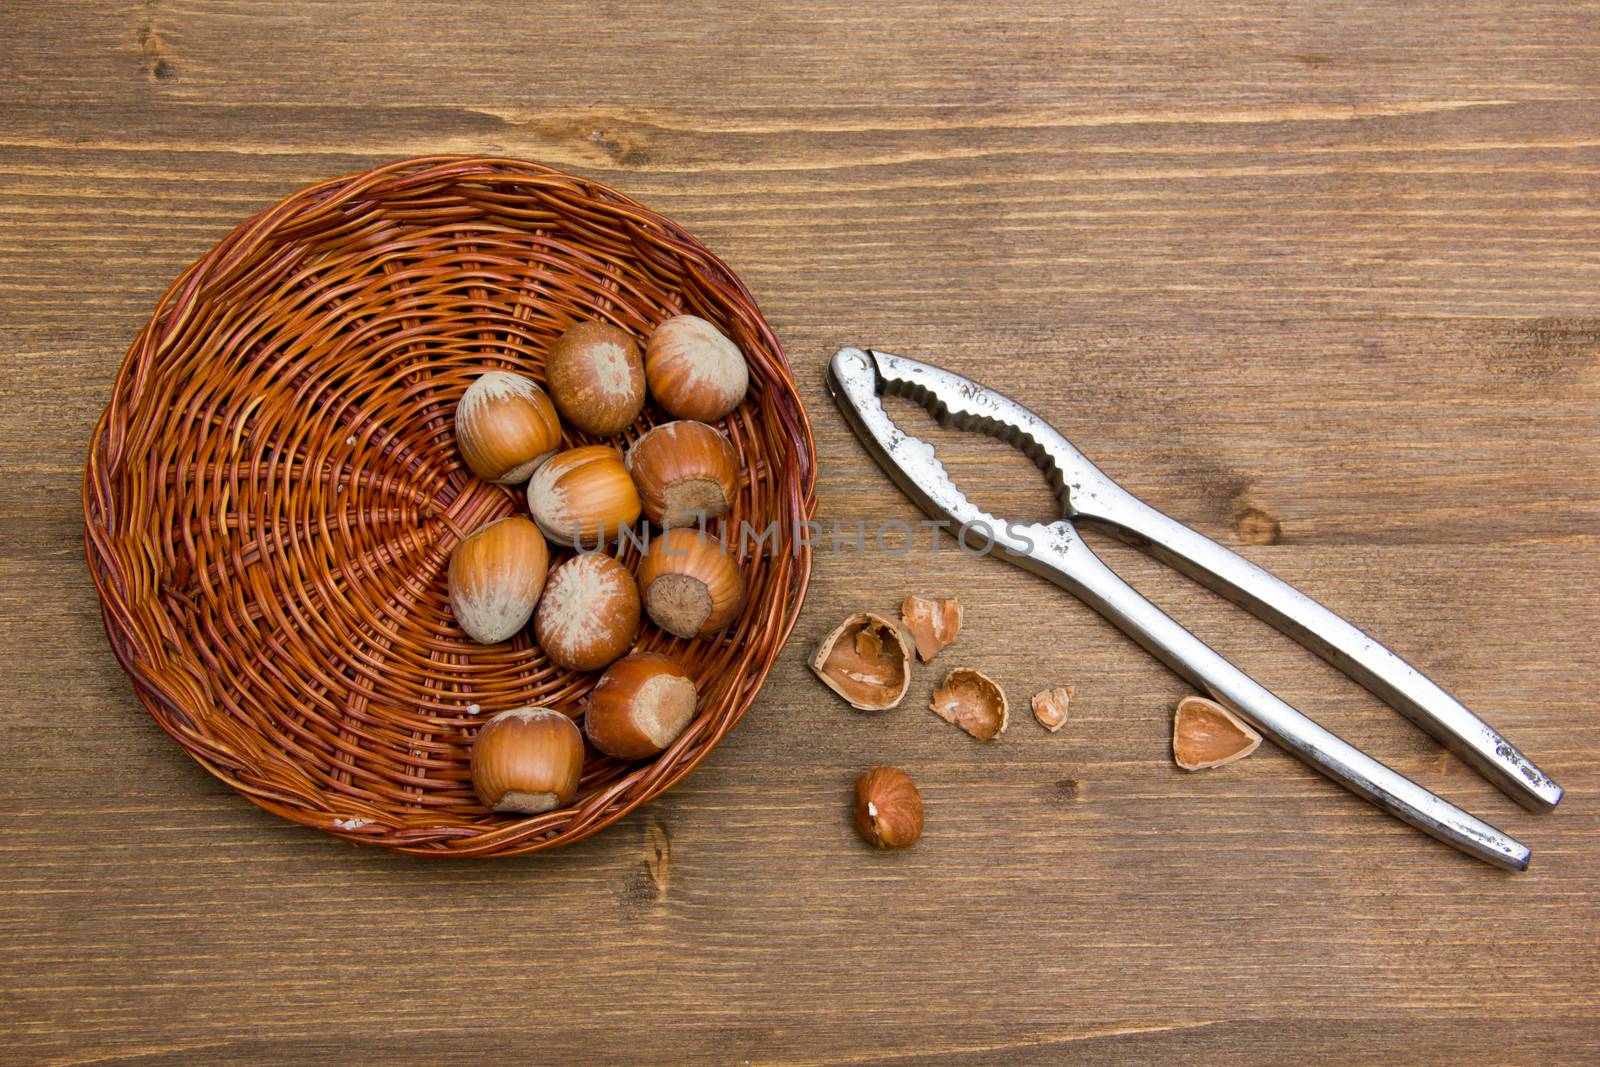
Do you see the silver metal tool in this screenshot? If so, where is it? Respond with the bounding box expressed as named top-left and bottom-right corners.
top-left (827, 347), bottom-right (1562, 870)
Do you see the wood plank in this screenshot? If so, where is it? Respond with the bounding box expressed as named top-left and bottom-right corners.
top-left (2, 0), bottom-right (1597, 1062)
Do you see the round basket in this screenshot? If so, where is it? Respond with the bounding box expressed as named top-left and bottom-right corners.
top-left (83, 155), bottom-right (817, 857)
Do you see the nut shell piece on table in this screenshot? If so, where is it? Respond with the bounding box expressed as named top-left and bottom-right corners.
top-left (810, 612), bottom-right (914, 711)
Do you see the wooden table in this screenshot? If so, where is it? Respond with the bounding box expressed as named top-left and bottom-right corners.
top-left (4, 2), bottom-right (1597, 1062)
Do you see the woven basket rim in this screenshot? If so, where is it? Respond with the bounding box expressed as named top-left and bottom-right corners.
top-left (83, 154), bottom-right (818, 856)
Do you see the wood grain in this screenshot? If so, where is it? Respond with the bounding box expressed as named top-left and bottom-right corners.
top-left (3, 0), bottom-right (1598, 1063)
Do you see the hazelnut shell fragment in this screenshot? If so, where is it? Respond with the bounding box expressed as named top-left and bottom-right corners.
top-left (810, 612), bottom-right (915, 711)
top-left (1172, 695), bottom-right (1262, 770)
top-left (900, 594), bottom-right (962, 662)
top-left (929, 667), bottom-right (1008, 740)
top-left (1031, 686), bottom-right (1073, 733)
top-left (854, 766), bottom-right (924, 849)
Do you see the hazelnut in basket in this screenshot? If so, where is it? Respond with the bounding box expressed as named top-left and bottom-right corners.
top-left (546, 320), bottom-right (647, 435)
top-left (645, 315), bottom-right (749, 422)
top-left (454, 371), bottom-right (562, 484)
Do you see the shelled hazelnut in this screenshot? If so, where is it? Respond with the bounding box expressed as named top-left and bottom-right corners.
top-left (854, 766), bottom-right (923, 849)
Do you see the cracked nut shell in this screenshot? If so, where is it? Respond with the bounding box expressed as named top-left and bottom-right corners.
top-left (854, 766), bottom-right (924, 849)
top-left (810, 612), bottom-right (914, 711)
top-left (1173, 695), bottom-right (1262, 770)
top-left (1031, 685), bottom-right (1073, 733)
top-left (900, 594), bottom-right (962, 662)
top-left (930, 666), bottom-right (1009, 740)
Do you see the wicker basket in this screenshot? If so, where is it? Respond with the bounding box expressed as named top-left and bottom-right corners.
top-left (83, 156), bottom-right (817, 857)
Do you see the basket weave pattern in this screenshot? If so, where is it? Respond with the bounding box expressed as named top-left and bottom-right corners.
top-left (83, 156), bottom-right (816, 856)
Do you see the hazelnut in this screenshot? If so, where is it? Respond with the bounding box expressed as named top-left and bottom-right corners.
top-left (1173, 695), bottom-right (1261, 770)
top-left (583, 652), bottom-right (699, 760)
top-left (900, 594), bottom-right (962, 662)
top-left (636, 529), bottom-right (747, 639)
top-left (454, 371), bottom-right (563, 484)
top-left (526, 444), bottom-right (641, 547)
top-left (447, 516), bottom-right (550, 644)
top-left (644, 315), bottom-right (749, 422)
top-left (470, 708), bottom-right (584, 815)
top-left (854, 766), bottom-right (923, 849)
top-left (1031, 685), bottom-right (1073, 733)
top-left (929, 667), bottom-right (1008, 740)
top-left (533, 553), bottom-right (641, 672)
top-left (626, 420), bottom-right (739, 528)
top-left (809, 612), bottom-right (915, 711)
top-left (545, 320), bottom-right (646, 435)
